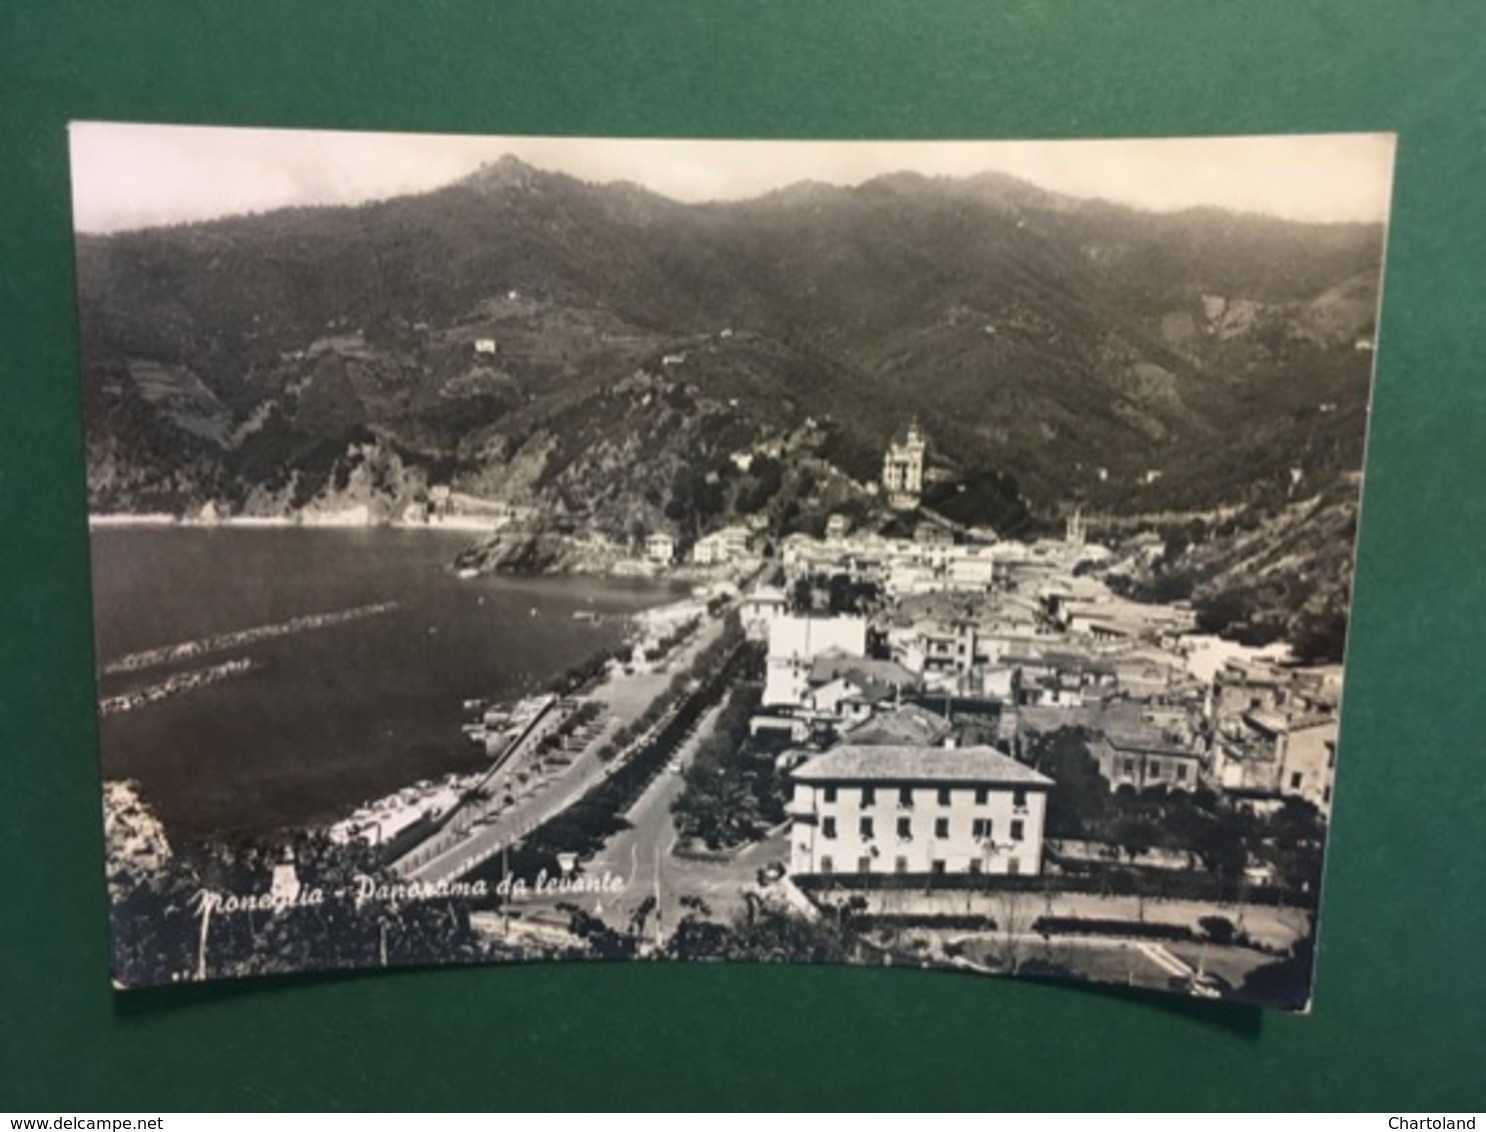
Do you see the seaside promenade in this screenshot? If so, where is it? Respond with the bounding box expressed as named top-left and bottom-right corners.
top-left (398, 611), bottom-right (730, 886)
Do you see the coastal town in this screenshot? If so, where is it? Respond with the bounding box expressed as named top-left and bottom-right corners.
top-left (76, 133), bottom-right (1386, 1005)
top-left (287, 420), bottom-right (1340, 1004)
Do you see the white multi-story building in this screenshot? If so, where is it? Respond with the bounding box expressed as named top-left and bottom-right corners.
top-left (644, 533), bottom-right (675, 565)
top-left (764, 615), bottom-right (869, 706)
top-left (691, 525), bottom-right (754, 566)
top-left (788, 744), bottom-right (1054, 877)
top-left (740, 585), bottom-right (789, 641)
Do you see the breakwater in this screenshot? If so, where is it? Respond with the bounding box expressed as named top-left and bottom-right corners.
top-left (101, 601), bottom-right (400, 675)
top-left (99, 658), bottom-right (258, 716)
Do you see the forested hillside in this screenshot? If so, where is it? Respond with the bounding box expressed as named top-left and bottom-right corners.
top-left (74, 155), bottom-right (1384, 542)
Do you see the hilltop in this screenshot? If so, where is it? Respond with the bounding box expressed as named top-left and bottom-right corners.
top-left (74, 156), bottom-right (1384, 554)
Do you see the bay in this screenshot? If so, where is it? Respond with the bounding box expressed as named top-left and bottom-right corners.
top-left (88, 526), bottom-right (678, 841)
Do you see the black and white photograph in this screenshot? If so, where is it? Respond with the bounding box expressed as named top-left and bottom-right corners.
top-left (71, 125), bottom-right (1394, 1008)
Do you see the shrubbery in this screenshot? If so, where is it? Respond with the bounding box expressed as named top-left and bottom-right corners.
top-left (1199, 914), bottom-right (1237, 945)
top-left (1032, 916), bottom-right (1195, 942)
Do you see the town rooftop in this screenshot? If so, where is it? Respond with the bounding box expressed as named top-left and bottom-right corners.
top-left (793, 744), bottom-right (1054, 786)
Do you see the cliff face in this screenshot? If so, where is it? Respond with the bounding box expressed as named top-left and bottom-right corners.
top-left (451, 527), bottom-right (625, 576)
top-left (103, 780), bottom-right (174, 901)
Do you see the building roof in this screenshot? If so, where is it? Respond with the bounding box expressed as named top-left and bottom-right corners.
top-left (744, 585), bottom-right (787, 604)
top-left (1102, 731), bottom-right (1203, 760)
top-left (1288, 714), bottom-right (1339, 734)
top-left (810, 656), bottom-right (919, 688)
top-left (1040, 649), bottom-right (1117, 676)
top-left (1220, 660), bottom-right (1285, 686)
top-left (1243, 710), bottom-right (1289, 736)
top-left (1099, 712), bottom-right (1200, 757)
top-left (1245, 710), bottom-right (1337, 736)
top-left (792, 744), bottom-right (1054, 787)
top-left (843, 704), bottom-right (952, 747)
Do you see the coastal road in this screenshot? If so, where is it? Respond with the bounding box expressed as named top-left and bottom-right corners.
top-left (401, 613), bottom-right (728, 886)
top-left (584, 699), bottom-right (789, 944)
top-left (582, 700), bottom-right (724, 941)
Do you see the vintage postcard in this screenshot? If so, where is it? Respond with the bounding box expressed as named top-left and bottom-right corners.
top-left (71, 125), bottom-right (1394, 1007)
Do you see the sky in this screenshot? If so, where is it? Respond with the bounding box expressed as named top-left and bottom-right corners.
top-left (68, 123), bottom-right (1396, 234)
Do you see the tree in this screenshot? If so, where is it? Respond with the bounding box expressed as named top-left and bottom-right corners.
top-left (1149, 569), bottom-right (1196, 603)
top-left (996, 886), bottom-right (1031, 974)
top-left (558, 903), bottom-right (636, 959)
top-left (827, 574), bottom-right (881, 615)
top-left (718, 903), bottom-right (853, 964)
top-left (1237, 932), bottom-right (1315, 1010)
top-left (665, 913), bottom-right (733, 959)
top-left (1291, 606), bottom-right (1349, 664)
top-left (736, 456), bottom-right (783, 514)
top-left (1111, 814), bottom-right (1159, 863)
top-left (672, 763), bottom-right (761, 849)
top-left (111, 833), bottom-right (489, 985)
top-left (1199, 914), bottom-right (1237, 945)
top-left (1195, 588), bottom-right (1254, 636)
top-left (1026, 727), bottom-right (1109, 839)
top-left (1182, 808), bottom-right (1253, 882)
top-left (792, 576), bottom-right (817, 613)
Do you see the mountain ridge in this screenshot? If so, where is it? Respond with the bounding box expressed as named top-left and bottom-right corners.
top-left (74, 156), bottom-right (1385, 544)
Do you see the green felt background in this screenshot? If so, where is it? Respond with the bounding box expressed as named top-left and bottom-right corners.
top-left (2, 0), bottom-right (1482, 1112)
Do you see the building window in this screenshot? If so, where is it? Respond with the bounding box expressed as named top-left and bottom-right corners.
top-left (931, 860), bottom-right (946, 875)
top-left (1123, 758), bottom-right (1135, 776)
top-left (1176, 764), bottom-right (1188, 782)
top-left (897, 817), bottom-right (912, 841)
top-left (861, 786), bottom-right (876, 807)
top-left (894, 856), bottom-right (908, 874)
top-left (968, 857), bottom-right (982, 874)
top-left (898, 786), bottom-right (913, 808)
top-left (823, 786), bottom-right (837, 803)
top-left (1290, 772), bottom-right (1303, 789)
top-left (857, 856), bottom-right (871, 874)
top-left (1006, 857), bottom-right (1020, 876)
top-left (1327, 742), bottom-right (1336, 769)
top-left (972, 818), bottom-right (992, 840)
top-left (974, 787), bottom-right (989, 805)
top-left (1010, 819), bottom-right (1024, 842)
top-left (937, 787), bottom-right (952, 806)
top-left (1148, 761), bottom-right (1161, 779)
top-left (820, 856), bottom-right (833, 875)
top-left (822, 817), bottom-right (836, 839)
top-left (860, 817), bottom-right (874, 840)
top-left (1323, 786), bottom-right (1332, 804)
top-left (934, 817), bottom-right (950, 839)
top-left (1012, 788), bottom-right (1027, 810)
